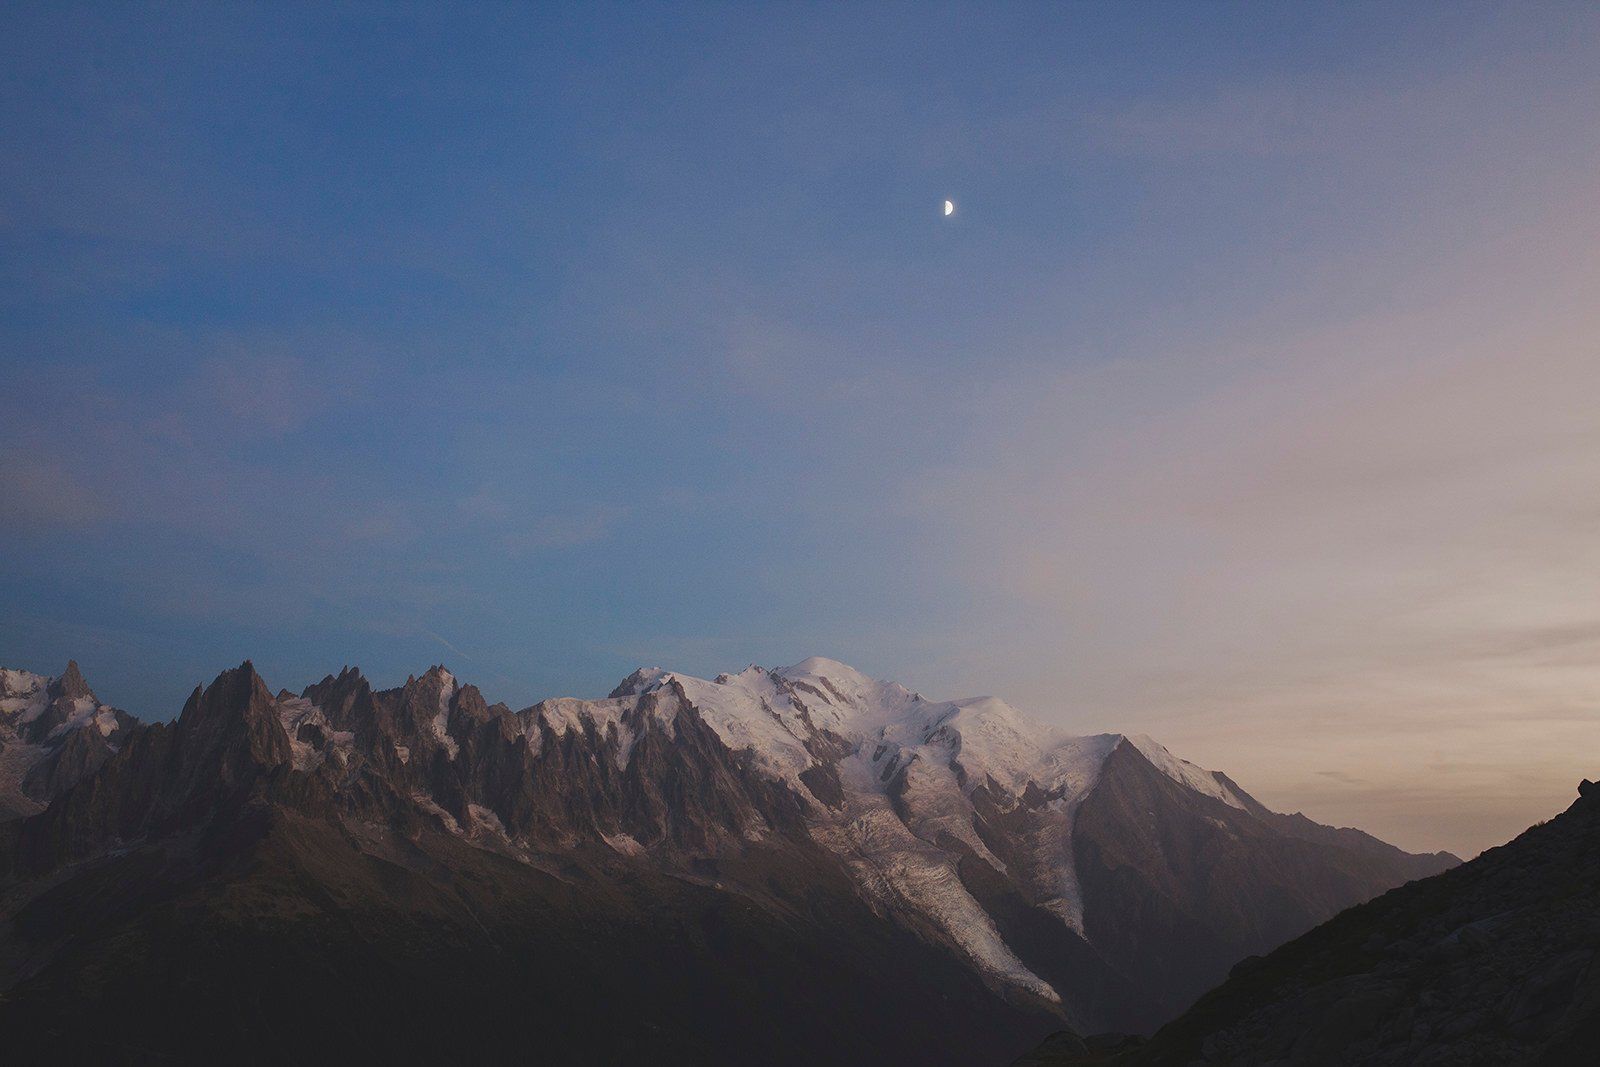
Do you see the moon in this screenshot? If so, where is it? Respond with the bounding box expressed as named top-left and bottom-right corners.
top-left (943, 199), bottom-right (954, 216)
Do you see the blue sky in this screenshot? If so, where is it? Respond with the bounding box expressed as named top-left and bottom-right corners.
top-left (5, 3), bottom-right (1600, 854)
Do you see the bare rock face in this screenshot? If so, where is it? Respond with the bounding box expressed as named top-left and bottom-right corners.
top-left (1017, 779), bottom-right (1600, 1066)
top-left (0, 657), bottom-right (1457, 1064)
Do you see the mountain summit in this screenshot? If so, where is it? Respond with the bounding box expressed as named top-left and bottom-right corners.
top-left (0, 657), bottom-right (1455, 1063)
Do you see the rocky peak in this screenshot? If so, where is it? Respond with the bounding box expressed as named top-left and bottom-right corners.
top-left (1, 662), bottom-right (140, 820)
top-left (170, 661), bottom-right (292, 793)
top-left (48, 659), bottom-right (95, 703)
top-left (608, 667), bottom-right (668, 699)
top-left (179, 662), bottom-right (277, 730)
top-left (449, 683), bottom-right (496, 726)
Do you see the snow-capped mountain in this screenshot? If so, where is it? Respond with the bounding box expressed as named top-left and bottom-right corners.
top-left (0, 657), bottom-right (1456, 1064)
top-left (552, 657), bottom-right (1257, 1002)
top-left (0, 661), bottom-right (139, 819)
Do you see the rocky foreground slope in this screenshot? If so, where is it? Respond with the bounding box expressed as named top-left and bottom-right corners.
top-left (1, 657), bottom-right (1453, 1063)
top-left (1016, 781), bottom-right (1600, 1066)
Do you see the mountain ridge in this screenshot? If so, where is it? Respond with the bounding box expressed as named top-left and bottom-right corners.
top-left (0, 655), bottom-right (1457, 1062)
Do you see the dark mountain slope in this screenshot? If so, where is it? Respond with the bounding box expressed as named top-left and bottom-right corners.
top-left (1069, 742), bottom-right (1456, 1029)
top-left (1019, 779), bottom-right (1600, 1066)
top-left (2, 809), bottom-right (1057, 1065)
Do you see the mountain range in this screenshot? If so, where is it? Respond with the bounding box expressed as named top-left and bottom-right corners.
top-left (0, 657), bottom-right (1456, 1063)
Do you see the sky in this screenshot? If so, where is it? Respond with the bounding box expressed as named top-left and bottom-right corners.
top-left (4, 2), bottom-right (1600, 857)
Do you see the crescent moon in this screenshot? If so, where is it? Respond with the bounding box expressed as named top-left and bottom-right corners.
top-left (943, 200), bottom-right (954, 216)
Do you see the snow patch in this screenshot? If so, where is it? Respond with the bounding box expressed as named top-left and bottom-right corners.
top-left (530, 695), bottom-right (643, 766)
top-left (812, 776), bottom-right (1060, 1003)
top-left (431, 670), bottom-right (459, 759)
top-left (0, 668), bottom-right (49, 722)
top-left (44, 697), bottom-right (97, 741)
top-left (277, 695), bottom-right (332, 772)
top-left (670, 671), bottom-right (818, 788)
top-left (1129, 735), bottom-right (1246, 809)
